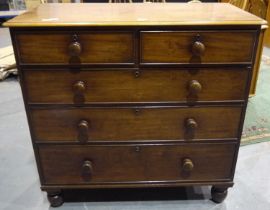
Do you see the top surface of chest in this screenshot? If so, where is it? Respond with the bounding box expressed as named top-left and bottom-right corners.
top-left (4, 3), bottom-right (266, 27)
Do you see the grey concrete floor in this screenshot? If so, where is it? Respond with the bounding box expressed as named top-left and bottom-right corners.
top-left (1, 27), bottom-right (270, 209)
top-left (0, 27), bottom-right (11, 47)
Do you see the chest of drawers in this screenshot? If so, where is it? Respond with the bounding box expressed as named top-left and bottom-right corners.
top-left (5, 3), bottom-right (267, 207)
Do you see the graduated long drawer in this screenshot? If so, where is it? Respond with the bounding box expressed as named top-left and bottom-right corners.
top-left (38, 143), bottom-right (236, 185)
top-left (30, 106), bottom-right (242, 142)
top-left (23, 68), bottom-right (249, 104)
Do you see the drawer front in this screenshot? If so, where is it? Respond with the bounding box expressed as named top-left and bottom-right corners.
top-left (39, 143), bottom-right (236, 185)
top-left (141, 31), bottom-right (256, 64)
top-left (30, 106), bottom-right (242, 142)
top-left (23, 68), bottom-right (248, 104)
top-left (16, 32), bottom-right (134, 64)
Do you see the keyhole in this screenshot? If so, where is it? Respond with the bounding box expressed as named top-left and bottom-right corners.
top-left (134, 109), bottom-right (140, 116)
top-left (134, 70), bottom-right (140, 78)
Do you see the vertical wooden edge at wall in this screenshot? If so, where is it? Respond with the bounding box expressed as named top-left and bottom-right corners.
top-left (249, 26), bottom-right (267, 96)
top-left (10, 28), bottom-right (46, 185)
top-left (264, 1), bottom-right (270, 47)
top-left (230, 25), bottom-right (262, 180)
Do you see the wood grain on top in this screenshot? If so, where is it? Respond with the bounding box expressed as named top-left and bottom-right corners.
top-left (4, 3), bottom-right (267, 27)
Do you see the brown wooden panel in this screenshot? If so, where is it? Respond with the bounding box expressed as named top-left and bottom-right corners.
top-left (39, 143), bottom-right (236, 184)
top-left (141, 31), bottom-right (256, 64)
top-left (30, 106), bottom-right (242, 142)
top-left (265, 2), bottom-right (270, 47)
top-left (23, 68), bottom-right (248, 104)
top-left (16, 32), bottom-right (134, 64)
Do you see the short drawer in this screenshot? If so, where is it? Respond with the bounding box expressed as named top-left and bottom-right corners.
top-left (141, 31), bottom-right (256, 64)
top-left (39, 143), bottom-right (236, 185)
top-left (23, 67), bottom-right (249, 104)
top-left (30, 106), bottom-right (242, 142)
top-left (15, 32), bottom-right (134, 64)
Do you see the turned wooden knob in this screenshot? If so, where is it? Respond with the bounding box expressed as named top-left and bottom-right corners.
top-left (73, 81), bottom-right (86, 94)
top-left (82, 160), bottom-right (93, 177)
top-left (188, 80), bottom-right (202, 95)
top-left (192, 41), bottom-right (205, 56)
top-left (185, 118), bottom-right (198, 131)
top-left (68, 41), bottom-right (82, 57)
top-left (78, 120), bottom-right (89, 142)
top-left (73, 81), bottom-right (86, 104)
top-left (182, 158), bottom-right (194, 172)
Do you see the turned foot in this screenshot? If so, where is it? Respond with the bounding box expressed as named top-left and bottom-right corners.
top-left (211, 186), bottom-right (228, 203)
top-left (47, 190), bottom-right (64, 207)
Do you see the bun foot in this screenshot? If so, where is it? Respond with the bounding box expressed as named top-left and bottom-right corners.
top-left (47, 190), bottom-right (63, 207)
top-left (211, 186), bottom-right (228, 203)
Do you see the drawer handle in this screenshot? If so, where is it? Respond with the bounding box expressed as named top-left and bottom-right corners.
top-left (73, 81), bottom-right (86, 104)
top-left (68, 41), bottom-right (82, 57)
top-left (82, 160), bottom-right (93, 178)
top-left (73, 81), bottom-right (86, 93)
top-left (188, 80), bottom-right (202, 95)
top-left (182, 158), bottom-right (194, 172)
top-left (78, 120), bottom-right (89, 142)
top-left (185, 118), bottom-right (198, 131)
top-left (192, 41), bottom-right (205, 56)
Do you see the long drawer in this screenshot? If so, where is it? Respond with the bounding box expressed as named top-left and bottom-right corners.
top-left (23, 68), bottom-right (249, 104)
top-left (30, 106), bottom-right (242, 142)
top-left (141, 31), bottom-right (256, 64)
top-left (39, 143), bottom-right (236, 185)
top-left (15, 32), bottom-right (135, 64)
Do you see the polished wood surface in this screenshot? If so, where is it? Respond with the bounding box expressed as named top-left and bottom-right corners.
top-left (264, 1), bottom-right (270, 47)
top-left (30, 106), bottom-right (242, 142)
top-left (4, 3), bottom-right (266, 27)
top-left (141, 31), bottom-right (256, 64)
top-left (38, 143), bottom-right (236, 184)
top-left (23, 68), bottom-right (248, 104)
top-left (16, 32), bottom-right (134, 64)
top-left (221, 0), bottom-right (269, 95)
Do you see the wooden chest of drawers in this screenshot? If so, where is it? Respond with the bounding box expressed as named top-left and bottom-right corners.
top-left (5, 3), bottom-right (267, 207)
